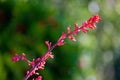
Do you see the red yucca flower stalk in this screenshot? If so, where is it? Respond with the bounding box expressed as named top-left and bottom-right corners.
top-left (12, 14), bottom-right (101, 80)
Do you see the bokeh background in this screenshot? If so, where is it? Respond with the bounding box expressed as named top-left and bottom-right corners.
top-left (0, 0), bottom-right (120, 80)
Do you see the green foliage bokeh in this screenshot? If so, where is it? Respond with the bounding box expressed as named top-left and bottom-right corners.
top-left (0, 0), bottom-right (120, 80)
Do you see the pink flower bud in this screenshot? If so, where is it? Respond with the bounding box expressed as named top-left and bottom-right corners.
top-left (12, 54), bottom-right (21, 62)
top-left (36, 76), bottom-right (42, 80)
top-left (68, 35), bottom-right (76, 41)
top-left (29, 59), bottom-right (35, 68)
top-left (49, 52), bottom-right (54, 59)
top-left (57, 39), bottom-right (65, 46)
top-left (45, 41), bottom-right (52, 50)
top-left (73, 24), bottom-right (80, 36)
top-left (67, 26), bottom-right (71, 34)
top-left (21, 53), bottom-right (27, 61)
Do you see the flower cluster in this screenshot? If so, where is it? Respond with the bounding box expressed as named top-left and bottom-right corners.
top-left (80, 14), bottom-right (101, 33)
top-left (12, 53), bottom-right (27, 62)
top-left (12, 14), bottom-right (101, 80)
top-left (57, 14), bottom-right (101, 46)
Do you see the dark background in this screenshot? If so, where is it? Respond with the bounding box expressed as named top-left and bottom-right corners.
top-left (0, 0), bottom-right (120, 80)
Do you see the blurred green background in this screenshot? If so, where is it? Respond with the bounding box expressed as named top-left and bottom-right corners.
top-left (0, 0), bottom-right (120, 80)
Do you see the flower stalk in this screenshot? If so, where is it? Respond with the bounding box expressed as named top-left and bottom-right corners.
top-left (12, 14), bottom-right (101, 80)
